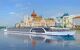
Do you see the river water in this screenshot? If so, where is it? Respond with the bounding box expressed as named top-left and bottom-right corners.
top-left (0, 30), bottom-right (80, 50)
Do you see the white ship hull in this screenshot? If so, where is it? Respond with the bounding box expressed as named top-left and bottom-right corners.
top-left (4, 28), bottom-right (75, 36)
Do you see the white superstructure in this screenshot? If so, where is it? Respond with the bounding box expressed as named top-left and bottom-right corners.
top-left (4, 27), bottom-right (75, 36)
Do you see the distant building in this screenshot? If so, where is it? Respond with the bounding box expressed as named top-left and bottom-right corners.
top-left (16, 11), bottom-right (55, 28)
top-left (55, 17), bottom-right (63, 27)
top-left (73, 16), bottom-right (80, 29)
top-left (63, 16), bottom-right (74, 28)
top-left (55, 13), bottom-right (74, 28)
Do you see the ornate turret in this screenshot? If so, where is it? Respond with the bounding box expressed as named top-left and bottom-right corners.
top-left (31, 10), bottom-right (37, 18)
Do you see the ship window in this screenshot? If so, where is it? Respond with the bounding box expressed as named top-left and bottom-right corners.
top-left (31, 28), bottom-right (45, 33)
top-left (44, 28), bottom-right (52, 31)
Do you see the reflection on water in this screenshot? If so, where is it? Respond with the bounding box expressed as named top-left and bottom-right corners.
top-left (1, 30), bottom-right (80, 50)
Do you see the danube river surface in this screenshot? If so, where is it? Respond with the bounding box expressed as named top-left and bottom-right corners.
top-left (0, 30), bottom-right (80, 50)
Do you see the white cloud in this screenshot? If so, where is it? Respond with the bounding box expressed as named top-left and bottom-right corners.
top-left (9, 12), bottom-right (16, 15)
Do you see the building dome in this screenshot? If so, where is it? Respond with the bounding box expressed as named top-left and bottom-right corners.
top-left (31, 11), bottom-right (37, 18)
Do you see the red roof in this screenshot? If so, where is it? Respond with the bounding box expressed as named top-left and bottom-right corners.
top-left (31, 11), bottom-right (37, 17)
top-left (73, 16), bottom-right (80, 19)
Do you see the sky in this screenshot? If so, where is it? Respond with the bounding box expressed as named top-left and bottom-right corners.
top-left (0, 0), bottom-right (80, 27)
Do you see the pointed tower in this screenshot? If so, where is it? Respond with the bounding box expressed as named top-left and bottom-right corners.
top-left (31, 10), bottom-right (37, 18)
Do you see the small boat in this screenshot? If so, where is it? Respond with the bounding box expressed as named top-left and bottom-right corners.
top-left (4, 27), bottom-right (75, 36)
top-left (4, 29), bottom-right (7, 32)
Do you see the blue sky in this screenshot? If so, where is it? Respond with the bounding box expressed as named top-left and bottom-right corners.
top-left (0, 0), bottom-right (80, 27)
